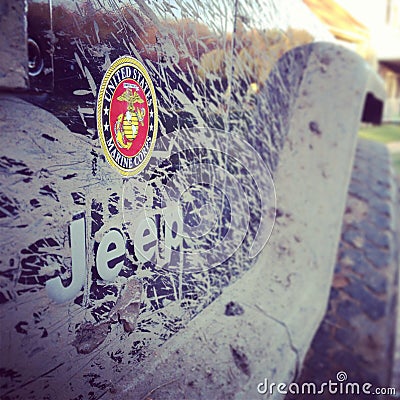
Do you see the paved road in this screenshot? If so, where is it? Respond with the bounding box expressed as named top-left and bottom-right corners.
top-left (392, 172), bottom-right (400, 395)
top-left (379, 142), bottom-right (399, 396)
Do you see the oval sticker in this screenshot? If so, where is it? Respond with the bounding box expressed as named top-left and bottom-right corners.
top-left (97, 56), bottom-right (158, 176)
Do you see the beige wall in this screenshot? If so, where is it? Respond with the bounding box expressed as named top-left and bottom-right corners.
top-left (379, 63), bottom-right (400, 121)
top-left (333, 0), bottom-right (400, 121)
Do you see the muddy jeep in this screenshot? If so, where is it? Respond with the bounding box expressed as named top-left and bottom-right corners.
top-left (0, 0), bottom-right (398, 399)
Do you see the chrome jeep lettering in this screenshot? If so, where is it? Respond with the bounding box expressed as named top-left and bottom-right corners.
top-left (46, 216), bottom-right (125, 304)
top-left (132, 208), bottom-right (184, 265)
top-left (134, 217), bottom-right (157, 263)
top-left (45, 208), bottom-right (183, 303)
top-left (46, 216), bottom-right (87, 303)
top-left (97, 229), bottom-right (125, 281)
top-left (162, 207), bottom-right (184, 266)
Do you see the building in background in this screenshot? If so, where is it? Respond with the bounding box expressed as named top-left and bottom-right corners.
top-left (304, 0), bottom-right (400, 122)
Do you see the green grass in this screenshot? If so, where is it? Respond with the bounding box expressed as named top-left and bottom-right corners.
top-left (358, 124), bottom-right (400, 143)
top-left (358, 124), bottom-right (400, 175)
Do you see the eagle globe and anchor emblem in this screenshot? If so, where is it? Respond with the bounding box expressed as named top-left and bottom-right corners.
top-left (114, 83), bottom-right (146, 150)
top-left (97, 56), bottom-right (158, 176)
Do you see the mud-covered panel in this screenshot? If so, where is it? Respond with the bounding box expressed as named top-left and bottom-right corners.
top-left (0, 96), bottom-right (125, 399)
top-left (0, 98), bottom-right (276, 399)
top-left (0, 56), bottom-right (311, 398)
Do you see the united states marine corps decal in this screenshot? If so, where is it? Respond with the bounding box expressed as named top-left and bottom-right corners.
top-left (97, 56), bottom-right (158, 175)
